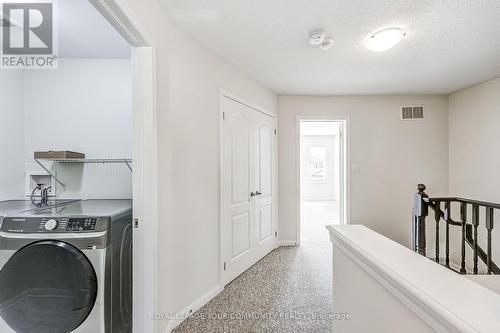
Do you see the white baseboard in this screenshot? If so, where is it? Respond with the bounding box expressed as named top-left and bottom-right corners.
top-left (164, 284), bottom-right (223, 332)
top-left (279, 240), bottom-right (299, 247)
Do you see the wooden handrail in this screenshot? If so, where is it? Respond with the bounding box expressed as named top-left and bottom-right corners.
top-left (425, 197), bottom-right (500, 210)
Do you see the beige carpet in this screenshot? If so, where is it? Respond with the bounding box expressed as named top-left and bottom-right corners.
top-left (173, 203), bottom-right (335, 333)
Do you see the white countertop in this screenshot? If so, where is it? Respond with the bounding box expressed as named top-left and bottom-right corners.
top-left (327, 224), bottom-right (500, 333)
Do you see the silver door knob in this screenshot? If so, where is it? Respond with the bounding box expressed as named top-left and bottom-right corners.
top-left (256, 191), bottom-right (262, 196)
top-left (250, 192), bottom-right (256, 197)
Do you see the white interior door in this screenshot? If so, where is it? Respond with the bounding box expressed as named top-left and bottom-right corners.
top-left (221, 95), bottom-right (277, 285)
top-left (253, 110), bottom-right (276, 259)
top-left (222, 97), bottom-right (255, 284)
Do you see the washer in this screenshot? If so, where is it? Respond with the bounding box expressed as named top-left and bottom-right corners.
top-left (0, 200), bottom-right (132, 333)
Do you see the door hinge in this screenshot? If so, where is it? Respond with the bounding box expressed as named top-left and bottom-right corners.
top-left (275, 231), bottom-right (278, 237)
top-left (274, 129), bottom-right (277, 135)
top-left (223, 262), bottom-right (227, 271)
top-left (133, 218), bottom-right (139, 228)
top-left (222, 112), bottom-right (225, 120)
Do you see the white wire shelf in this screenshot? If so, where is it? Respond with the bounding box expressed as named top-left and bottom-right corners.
top-left (35, 158), bottom-right (132, 163)
top-left (34, 158), bottom-right (133, 188)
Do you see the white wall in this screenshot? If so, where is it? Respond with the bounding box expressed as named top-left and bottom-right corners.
top-left (115, 1), bottom-right (277, 331)
top-left (449, 77), bottom-right (500, 266)
top-left (0, 59), bottom-right (132, 201)
top-left (449, 77), bottom-right (500, 201)
top-left (0, 72), bottom-right (25, 200)
top-left (166, 26), bottom-right (277, 326)
top-left (279, 95), bottom-right (449, 247)
top-left (332, 237), bottom-right (436, 333)
top-left (23, 58), bottom-right (132, 199)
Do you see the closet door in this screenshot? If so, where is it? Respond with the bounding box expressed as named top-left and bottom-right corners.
top-left (221, 95), bottom-right (277, 285)
top-left (253, 111), bottom-right (276, 259)
top-left (221, 96), bottom-right (256, 284)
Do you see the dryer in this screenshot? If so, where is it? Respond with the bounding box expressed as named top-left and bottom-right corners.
top-left (0, 200), bottom-right (132, 333)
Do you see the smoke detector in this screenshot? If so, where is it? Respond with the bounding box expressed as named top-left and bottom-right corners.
top-left (319, 38), bottom-right (334, 50)
top-left (309, 30), bottom-right (326, 46)
top-left (309, 30), bottom-right (333, 50)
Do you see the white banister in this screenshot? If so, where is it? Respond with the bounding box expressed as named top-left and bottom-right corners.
top-left (327, 225), bottom-right (500, 333)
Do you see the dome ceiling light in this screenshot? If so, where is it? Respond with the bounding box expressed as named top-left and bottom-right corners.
top-left (365, 27), bottom-right (406, 52)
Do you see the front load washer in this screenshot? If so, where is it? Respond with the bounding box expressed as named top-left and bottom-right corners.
top-left (0, 200), bottom-right (132, 333)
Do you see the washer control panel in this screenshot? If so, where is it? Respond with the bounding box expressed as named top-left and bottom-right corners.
top-left (1, 216), bottom-right (107, 233)
top-left (37, 217), bottom-right (68, 232)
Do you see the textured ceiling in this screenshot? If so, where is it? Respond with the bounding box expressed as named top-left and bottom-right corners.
top-left (160, 0), bottom-right (500, 95)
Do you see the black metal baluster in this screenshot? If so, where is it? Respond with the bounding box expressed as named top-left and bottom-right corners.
top-left (445, 201), bottom-right (451, 268)
top-left (460, 202), bottom-right (467, 274)
top-left (486, 207), bottom-right (494, 275)
top-left (472, 205), bottom-right (479, 274)
top-left (434, 201), bottom-right (441, 263)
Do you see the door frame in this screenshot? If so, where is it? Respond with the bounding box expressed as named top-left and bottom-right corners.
top-left (89, 1), bottom-right (157, 332)
top-left (296, 116), bottom-right (350, 245)
top-left (219, 89), bottom-right (278, 286)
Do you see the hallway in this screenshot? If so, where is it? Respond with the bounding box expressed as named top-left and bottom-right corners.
top-left (300, 201), bottom-right (341, 243)
top-left (173, 209), bottom-right (334, 332)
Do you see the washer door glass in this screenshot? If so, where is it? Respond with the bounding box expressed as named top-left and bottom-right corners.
top-left (0, 241), bottom-right (98, 333)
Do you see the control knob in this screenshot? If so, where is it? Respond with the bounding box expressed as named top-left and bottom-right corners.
top-left (45, 219), bottom-right (59, 231)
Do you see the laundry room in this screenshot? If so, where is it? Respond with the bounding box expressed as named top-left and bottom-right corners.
top-left (0, 0), bottom-right (134, 332)
top-left (0, 0), bottom-right (132, 202)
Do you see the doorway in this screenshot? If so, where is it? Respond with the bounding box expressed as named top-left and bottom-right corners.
top-left (298, 120), bottom-right (347, 244)
top-left (88, 1), bottom-right (157, 332)
top-left (0, 0), bottom-right (156, 331)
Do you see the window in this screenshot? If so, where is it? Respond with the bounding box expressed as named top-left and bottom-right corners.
top-left (308, 145), bottom-right (327, 182)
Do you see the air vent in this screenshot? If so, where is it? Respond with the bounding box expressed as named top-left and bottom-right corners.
top-left (401, 106), bottom-right (424, 120)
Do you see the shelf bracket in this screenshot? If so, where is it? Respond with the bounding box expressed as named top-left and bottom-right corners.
top-left (124, 159), bottom-right (133, 172)
top-left (34, 159), bottom-right (66, 188)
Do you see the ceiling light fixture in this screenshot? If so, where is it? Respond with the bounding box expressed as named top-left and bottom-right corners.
top-left (365, 27), bottom-right (406, 52)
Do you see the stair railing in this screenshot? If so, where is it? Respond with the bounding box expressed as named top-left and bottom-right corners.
top-left (412, 184), bottom-right (500, 275)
